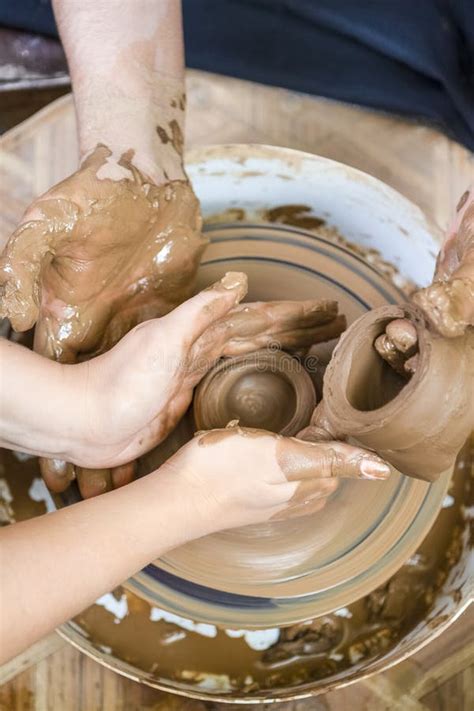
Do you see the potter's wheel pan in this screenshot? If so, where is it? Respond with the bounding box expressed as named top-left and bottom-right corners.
top-left (4, 134), bottom-right (469, 702)
top-left (61, 144), bottom-right (470, 702)
top-left (120, 144), bottom-right (449, 627)
top-left (126, 221), bottom-right (451, 629)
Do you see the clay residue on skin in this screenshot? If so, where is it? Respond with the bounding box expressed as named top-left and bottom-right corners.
top-left (0, 144), bottom-right (207, 361)
top-left (195, 423), bottom-right (388, 482)
top-left (0, 143), bottom-right (208, 495)
top-left (384, 318), bottom-right (418, 353)
top-left (195, 422), bottom-right (279, 447)
top-left (0, 417), bottom-right (470, 697)
top-left (156, 119), bottom-right (184, 157)
top-left (373, 333), bottom-right (410, 376)
top-left (373, 318), bottom-right (418, 378)
top-left (190, 299), bottom-right (346, 371)
top-left (217, 301), bottom-right (343, 346)
top-left (277, 439), bottom-right (389, 482)
top-left (413, 277), bottom-right (474, 338)
top-left (414, 195), bottom-right (474, 337)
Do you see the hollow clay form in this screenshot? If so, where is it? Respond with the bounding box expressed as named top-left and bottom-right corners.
top-left (321, 304), bottom-right (474, 481)
top-left (193, 350), bottom-right (316, 436)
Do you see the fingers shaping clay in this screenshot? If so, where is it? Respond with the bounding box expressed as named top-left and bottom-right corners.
top-left (321, 304), bottom-right (474, 481)
top-left (193, 350), bottom-right (316, 436)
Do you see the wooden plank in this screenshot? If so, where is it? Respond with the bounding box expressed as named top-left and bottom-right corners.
top-left (0, 635), bottom-right (65, 687)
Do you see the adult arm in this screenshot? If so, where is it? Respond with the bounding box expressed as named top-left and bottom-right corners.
top-left (53, 0), bottom-right (186, 182)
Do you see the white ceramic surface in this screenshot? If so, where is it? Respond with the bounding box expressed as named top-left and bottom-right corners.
top-left (186, 144), bottom-right (442, 287)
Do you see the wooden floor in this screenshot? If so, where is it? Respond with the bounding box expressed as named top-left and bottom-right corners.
top-left (0, 69), bottom-right (472, 710)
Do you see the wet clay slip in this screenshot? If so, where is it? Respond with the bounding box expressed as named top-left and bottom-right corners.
top-left (193, 349), bottom-right (316, 435)
top-left (321, 304), bottom-right (474, 481)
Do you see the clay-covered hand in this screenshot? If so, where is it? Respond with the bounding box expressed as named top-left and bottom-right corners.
top-left (0, 145), bottom-right (206, 360)
top-left (55, 273), bottom-right (347, 497)
top-left (375, 188), bottom-right (473, 372)
top-left (412, 187), bottom-right (474, 338)
top-left (373, 318), bottom-right (419, 377)
top-left (0, 145), bottom-right (206, 496)
top-left (164, 424), bottom-right (390, 527)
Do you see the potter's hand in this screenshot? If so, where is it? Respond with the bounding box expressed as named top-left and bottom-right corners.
top-left (3, 272), bottom-right (346, 497)
top-left (167, 424), bottom-right (390, 526)
top-left (375, 189), bottom-right (474, 372)
top-left (72, 275), bottom-right (347, 493)
top-left (374, 318), bottom-right (419, 377)
top-left (0, 145), bottom-right (206, 496)
top-left (0, 0), bottom-right (198, 357)
top-left (0, 146), bottom-right (205, 360)
top-left (413, 188), bottom-right (474, 337)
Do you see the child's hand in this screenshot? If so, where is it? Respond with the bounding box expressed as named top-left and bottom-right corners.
top-left (58, 272), bottom-right (345, 497)
top-left (162, 424), bottom-right (391, 529)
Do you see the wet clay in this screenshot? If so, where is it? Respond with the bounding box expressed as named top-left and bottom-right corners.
top-left (193, 350), bottom-right (316, 436)
top-left (187, 300), bottom-right (346, 473)
top-left (413, 193), bottom-right (474, 337)
top-left (413, 277), bottom-right (474, 338)
top-left (374, 318), bottom-right (418, 376)
top-left (258, 204), bottom-right (416, 296)
top-left (194, 423), bottom-right (387, 482)
top-left (0, 144), bottom-right (207, 493)
top-left (277, 439), bottom-right (389, 482)
top-left (264, 204), bottom-right (326, 230)
top-left (206, 203), bottom-right (414, 296)
top-left (192, 299), bottom-right (346, 365)
top-left (126, 223), bottom-right (451, 618)
top-left (1, 441), bottom-right (469, 697)
top-left (320, 304), bottom-right (474, 481)
top-left (0, 144), bottom-right (207, 362)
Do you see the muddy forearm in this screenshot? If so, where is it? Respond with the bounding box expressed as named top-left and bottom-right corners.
top-left (52, 0), bottom-right (186, 182)
top-left (0, 465), bottom-right (208, 663)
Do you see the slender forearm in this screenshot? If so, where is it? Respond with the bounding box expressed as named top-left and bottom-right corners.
top-left (52, 0), bottom-right (186, 181)
top-left (0, 340), bottom-right (87, 459)
top-left (0, 464), bottom-right (206, 663)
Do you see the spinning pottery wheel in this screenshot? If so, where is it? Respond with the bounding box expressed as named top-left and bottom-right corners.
top-left (125, 221), bottom-right (451, 628)
top-left (2, 136), bottom-right (470, 702)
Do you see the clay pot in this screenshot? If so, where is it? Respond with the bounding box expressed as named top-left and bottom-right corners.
top-left (193, 350), bottom-right (316, 436)
top-left (323, 304), bottom-right (474, 481)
